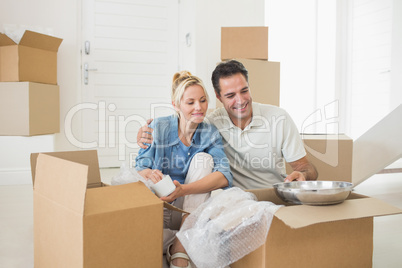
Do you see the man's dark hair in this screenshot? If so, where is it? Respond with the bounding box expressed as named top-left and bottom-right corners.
top-left (211, 60), bottom-right (249, 96)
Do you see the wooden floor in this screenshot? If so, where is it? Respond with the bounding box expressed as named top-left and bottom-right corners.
top-left (0, 170), bottom-right (401, 268)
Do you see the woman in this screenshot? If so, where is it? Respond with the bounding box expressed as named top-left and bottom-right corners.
top-left (135, 71), bottom-right (233, 268)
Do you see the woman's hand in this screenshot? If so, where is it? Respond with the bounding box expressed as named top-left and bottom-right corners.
top-left (137, 169), bottom-right (164, 184)
top-left (160, 180), bottom-right (184, 203)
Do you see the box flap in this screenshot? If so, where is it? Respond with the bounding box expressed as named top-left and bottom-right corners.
top-left (0, 32), bottom-right (16, 46)
top-left (352, 104), bottom-right (402, 186)
top-left (82, 182), bottom-right (163, 267)
top-left (31, 150), bottom-right (101, 186)
top-left (84, 182), bottom-right (163, 215)
top-left (247, 188), bottom-right (289, 206)
top-left (34, 154), bottom-right (88, 214)
top-left (164, 202), bottom-right (189, 214)
top-left (275, 197), bottom-right (402, 229)
top-left (19, 30), bottom-right (62, 52)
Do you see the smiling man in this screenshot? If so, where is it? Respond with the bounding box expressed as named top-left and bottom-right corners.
top-left (207, 60), bottom-right (317, 189)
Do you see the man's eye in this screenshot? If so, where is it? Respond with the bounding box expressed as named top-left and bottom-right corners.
top-left (226, 95), bottom-right (234, 99)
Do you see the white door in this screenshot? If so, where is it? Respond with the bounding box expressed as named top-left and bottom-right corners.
top-left (81, 0), bottom-right (179, 167)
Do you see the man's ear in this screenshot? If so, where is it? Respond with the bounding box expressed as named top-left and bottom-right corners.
top-left (215, 92), bottom-right (222, 103)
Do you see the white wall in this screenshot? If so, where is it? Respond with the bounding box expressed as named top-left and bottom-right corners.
top-left (0, 0), bottom-right (81, 184)
top-left (390, 0), bottom-right (402, 111)
top-left (339, 0), bottom-right (401, 140)
top-left (346, 0), bottom-right (394, 139)
top-left (265, 0), bottom-right (338, 134)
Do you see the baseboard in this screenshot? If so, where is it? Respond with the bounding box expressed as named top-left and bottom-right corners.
top-left (378, 168), bottom-right (402, 174)
top-left (0, 168), bottom-right (33, 185)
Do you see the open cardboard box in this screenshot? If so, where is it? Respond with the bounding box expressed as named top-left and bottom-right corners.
top-left (30, 150), bottom-right (165, 268)
top-left (231, 188), bottom-right (402, 267)
top-left (0, 30), bottom-right (62, 84)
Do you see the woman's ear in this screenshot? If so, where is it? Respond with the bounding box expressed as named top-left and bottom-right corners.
top-left (172, 101), bottom-right (180, 113)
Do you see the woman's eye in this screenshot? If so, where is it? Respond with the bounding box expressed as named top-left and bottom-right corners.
top-left (201, 99), bottom-right (206, 103)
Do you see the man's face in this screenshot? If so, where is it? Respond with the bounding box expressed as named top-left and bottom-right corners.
top-left (216, 73), bottom-right (253, 128)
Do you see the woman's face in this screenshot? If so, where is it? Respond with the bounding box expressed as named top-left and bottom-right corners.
top-left (174, 84), bottom-right (208, 124)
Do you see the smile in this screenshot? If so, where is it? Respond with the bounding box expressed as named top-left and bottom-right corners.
top-left (233, 103), bottom-right (248, 110)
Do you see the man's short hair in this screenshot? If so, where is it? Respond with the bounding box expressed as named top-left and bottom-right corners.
top-left (211, 60), bottom-right (249, 96)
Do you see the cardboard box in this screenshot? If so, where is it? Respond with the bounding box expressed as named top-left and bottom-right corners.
top-left (0, 82), bottom-right (60, 136)
top-left (30, 150), bottom-right (164, 268)
top-left (216, 59), bottom-right (280, 108)
top-left (0, 30), bottom-right (62, 84)
top-left (232, 188), bottom-right (402, 268)
top-left (286, 134), bottom-right (353, 182)
top-left (221, 27), bottom-right (268, 60)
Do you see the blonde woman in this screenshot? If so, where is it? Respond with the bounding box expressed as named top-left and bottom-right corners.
top-left (135, 71), bottom-right (233, 268)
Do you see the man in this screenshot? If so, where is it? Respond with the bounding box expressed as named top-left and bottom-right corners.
top-left (138, 60), bottom-right (317, 189)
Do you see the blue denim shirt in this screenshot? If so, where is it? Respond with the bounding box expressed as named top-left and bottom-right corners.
top-left (135, 115), bottom-right (233, 188)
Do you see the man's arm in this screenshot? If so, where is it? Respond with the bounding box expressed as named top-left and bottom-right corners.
top-left (136, 118), bottom-right (154, 149)
top-left (285, 156), bottom-right (318, 182)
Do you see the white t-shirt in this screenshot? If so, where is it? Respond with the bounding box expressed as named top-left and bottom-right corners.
top-left (207, 102), bottom-right (306, 189)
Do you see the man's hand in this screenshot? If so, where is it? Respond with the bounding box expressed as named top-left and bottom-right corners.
top-left (286, 156), bottom-right (318, 182)
top-left (137, 118), bottom-right (154, 149)
top-left (284, 171), bottom-right (306, 182)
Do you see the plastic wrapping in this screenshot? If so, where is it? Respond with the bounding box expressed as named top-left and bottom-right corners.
top-left (111, 163), bottom-right (154, 189)
top-left (176, 187), bottom-right (282, 268)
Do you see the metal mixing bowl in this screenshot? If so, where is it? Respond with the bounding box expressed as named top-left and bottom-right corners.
top-left (273, 181), bottom-right (354, 206)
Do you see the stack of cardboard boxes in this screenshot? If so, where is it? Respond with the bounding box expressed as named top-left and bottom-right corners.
top-left (220, 27), bottom-right (353, 183)
top-left (0, 30), bottom-right (62, 136)
top-left (220, 26), bottom-right (280, 107)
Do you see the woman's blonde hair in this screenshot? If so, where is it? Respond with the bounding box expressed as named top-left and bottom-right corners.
top-left (171, 71), bottom-right (209, 107)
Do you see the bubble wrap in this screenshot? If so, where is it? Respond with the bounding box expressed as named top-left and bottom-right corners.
top-left (176, 187), bottom-right (282, 268)
top-left (111, 163), bottom-right (154, 189)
